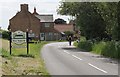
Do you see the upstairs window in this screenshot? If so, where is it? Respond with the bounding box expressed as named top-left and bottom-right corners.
top-left (45, 23), bottom-right (50, 27)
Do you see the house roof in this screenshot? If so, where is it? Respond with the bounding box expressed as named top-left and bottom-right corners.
top-left (54, 24), bottom-right (74, 32)
top-left (35, 14), bottom-right (53, 22)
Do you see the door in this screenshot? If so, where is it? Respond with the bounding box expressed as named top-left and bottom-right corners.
top-left (40, 33), bottom-right (45, 41)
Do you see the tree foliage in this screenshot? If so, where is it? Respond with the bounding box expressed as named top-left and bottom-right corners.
top-left (2, 31), bottom-right (9, 39)
top-left (116, 2), bottom-right (120, 41)
top-left (58, 2), bottom-right (119, 41)
top-left (54, 18), bottom-right (66, 24)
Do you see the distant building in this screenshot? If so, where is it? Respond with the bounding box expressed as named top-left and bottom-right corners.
top-left (54, 24), bottom-right (74, 33)
top-left (33, 8), bottom-right (59, 41)
top-left (8, 4), bottom-right (75, 41)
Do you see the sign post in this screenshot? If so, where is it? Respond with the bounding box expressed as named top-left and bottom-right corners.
top-left (26, 31), bottom-right (29, 54)
top-left (10, 30), bottom-right (28, 55)
top-left (9, 31), bottom-right (12, 55)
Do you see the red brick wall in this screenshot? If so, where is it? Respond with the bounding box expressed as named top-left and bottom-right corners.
top-left (9, 4), bottom-right (40, 40)
top-left (40, 22), bottom-right (54, 32)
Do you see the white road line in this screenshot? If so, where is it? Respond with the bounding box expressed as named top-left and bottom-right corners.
top-left (88, 63), bottom-right (108, 73)
top-left (72, 55), bottom-right (82, 60)
top-left (63, 50), bottom-right (70, 54)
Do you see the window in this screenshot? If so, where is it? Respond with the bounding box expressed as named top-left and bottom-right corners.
top-left (49, 33), bottom-right (52, 35)
top-left (45, 23), bottom-right (50, 27)
top-left (41, 33), bottom-right (44, 37)
top-left (54, 33), bottom-right (58, 35)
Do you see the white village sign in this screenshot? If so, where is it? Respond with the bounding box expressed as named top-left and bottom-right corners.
top-left (12, 30), bottom-right (26, 45)
top-left (9, 30), bottom-right (29, 55)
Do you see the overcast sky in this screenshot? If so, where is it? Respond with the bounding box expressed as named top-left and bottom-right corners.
top-left (0, 0), bottom-right (72, 30)
top-left (0, 0), bottom-right (118, 30)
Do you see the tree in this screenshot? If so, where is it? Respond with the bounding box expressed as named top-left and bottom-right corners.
top-left (115, 2), bottom-right (120, 41)
top-left (58, 2), bottom-right (107, 41)
top-left (57, 2), bottom-right (119, 41)
top-left (54, 18), bottom-right (66, 24)
top-left (92, 2), bottom-right (118, 40)
top-left (2, 31), bottom-right (9, 40)
top-left (64, 31), bottom-right (74, 36)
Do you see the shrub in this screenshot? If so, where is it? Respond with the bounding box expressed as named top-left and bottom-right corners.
top-left (2, 31), bottom-right (9, 39)
top-left (92, 41), bottom-right (119, 59)
top-left (92, 41), bottom-right (106, 54)
top-left (75, 40), bottom-right (120, 59)
top-left (101, 41), bottom-right (119, 58)
top-left (73, 41), bottom-right (78, 47)
top-left (78, 41), bottom-right (93, 51)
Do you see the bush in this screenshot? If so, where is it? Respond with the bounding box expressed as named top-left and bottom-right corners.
top-left (73, 41), bottom-right (78, 47)
top-left (92, 41), bottom-right (106, 54)
top-left (2, 31), bottom-right (9, 39)
top-left (101, 41), bottom-right (119, 59)
top-left (92, 41), bottom-right (119, 59)
top-left (75, 40), bottom-right (120, 59)
top-left (78, 41), bottom-right (93, 51)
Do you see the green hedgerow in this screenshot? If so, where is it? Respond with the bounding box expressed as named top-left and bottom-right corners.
top-left (78, 41), bottom-right (93, 51)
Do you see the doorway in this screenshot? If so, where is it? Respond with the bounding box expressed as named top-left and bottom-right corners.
top-left (40, 33), bottom-right (45, 41)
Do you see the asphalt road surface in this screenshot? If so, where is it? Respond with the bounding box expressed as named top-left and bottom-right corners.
top-left (41, 42), bottom-right (118, 76)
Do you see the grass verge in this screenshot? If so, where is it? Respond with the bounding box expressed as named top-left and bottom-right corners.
top-left (1, 39), bottom-right (50, 75)
top-left (74, 37), bottom-right (120, 59)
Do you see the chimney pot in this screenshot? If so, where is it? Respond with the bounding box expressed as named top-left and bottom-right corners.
top-left (21, 4), bottom-right (28, 12)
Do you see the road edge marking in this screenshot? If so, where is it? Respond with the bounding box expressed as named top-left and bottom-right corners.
top-left (63, 50), bottom-right (70, 54)
top-left (88, 63), bottom-right (108, 73)
top-left (72, 55), bottom-right (82, 60)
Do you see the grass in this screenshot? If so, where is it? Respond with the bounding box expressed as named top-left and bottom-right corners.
top-left (1, 48), bottom-right (12, 59)
top-left (1, 39), bottom-right (48, 58)
top-left (92, 41), bottom-right (106, 54)
top-left (1, 39), bottom-right (9, 52)
top-left (74, 36), bottom-right (120, 59)
top-left (92, 41), bottom-right (119, 59)
top-left (1, 39), bottom-right (50, 75)
top-left (11, 42), bottom-right (48, 58)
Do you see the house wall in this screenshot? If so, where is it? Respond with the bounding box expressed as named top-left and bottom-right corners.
top-left (44, 33), bottom-right (60, 41)
top-left (40, 22), bottom-right (60, 41)
top-left (40, 22), bottom-right (54, 32)
top-left (9, 4), bottom-right (40, 40)
top-left (8, 4), bottom-right (74, 41)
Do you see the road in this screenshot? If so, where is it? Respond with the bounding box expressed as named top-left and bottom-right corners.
top-left (41, 42), bottom-right (118, 76)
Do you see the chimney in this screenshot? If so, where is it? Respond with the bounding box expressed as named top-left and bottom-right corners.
top-left (33, 7), bottom-right (39, 15)
top-left (34, 7), bottom-right (36, 13)
top-left (21, 4), bottom-right (28, 12)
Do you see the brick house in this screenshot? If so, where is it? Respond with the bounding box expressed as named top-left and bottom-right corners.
top-left (33, 8), bottom-right (60, 41)
top-left (54, 24), bottom-right (74, 32)
top-left (8, 4), bottom-right (74, 41)
top-left (54, 24), bottom-right (74, 40)
top-left (8, 4), bottom-right (40, 40)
